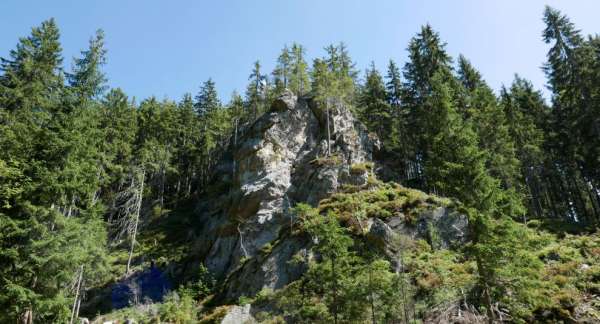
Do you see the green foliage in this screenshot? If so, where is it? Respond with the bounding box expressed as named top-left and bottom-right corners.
top-left (311, 42), bottom-right (358, 106)
top-left (288, 43), bottom-right (311, 96)
top-left (349, 161), bottom-right (373, 175)
top-left (2, 8), bottom-right (600, 323)
top-left (358, 62), bottom-right (393, 141)
top-left (158, 289), bottom-right (198, 323)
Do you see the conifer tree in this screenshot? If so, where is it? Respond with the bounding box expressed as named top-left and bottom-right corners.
top-left (245, 60), bottom-right (266, 120)
top-left (542, 6), bottom-right (600, 224)
top-left (174, 93), bottom-right (201, 199)
top-left (385, 59), bottom-right (402, 109)
top-left (457, 55), bottom-right (521, 192)
top-left (194, 78), bottom-right (221, 117)
top-left (358, 62), bottom-right (392, 141)
top-left (289, 43), bottom-right (310, 96)
top-left (401, 24), bottom-right (454, 187)
top-left (501, 77), bottom-right (549, 219)
top-left (67, 29), bottom-right (108, 103)
top-left (272, 45), bottom-right (291, 95)
top-left (0, 21), bottom-right (110, 323)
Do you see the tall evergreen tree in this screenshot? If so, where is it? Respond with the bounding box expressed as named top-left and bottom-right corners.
top-left (401, 24), bottom-right (454, 188)
top-left (0, 21), bottom-right (110, 323)
top-left (289, 43), bottom-right (310, 96)
top-left (542, 6), bottom-right (600, 224)
top-left (194, 78), bottom-right (221, 117)
top-left (67, 29), bottom-right (108, 103)
top-left (501, 77), bottom-right (550, 219)
top-left (457, 55), bottom-right (521, 192)
top-left (245, 60), bottom-right (266, 120)
top-left (272, 45), bottom-right (291, 95)
top-left (358, 62), bottom-right (392, 141)
top-left (385, 59), bottom-right (402, 108)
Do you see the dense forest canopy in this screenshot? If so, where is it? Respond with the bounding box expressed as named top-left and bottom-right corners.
top-left (1, 5), bottom-right (599, 323)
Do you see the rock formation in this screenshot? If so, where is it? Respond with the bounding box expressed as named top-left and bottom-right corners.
top-left (189, 90), bottom-right (379, 300)
top-left (189, 91), bottom-right (467, 302)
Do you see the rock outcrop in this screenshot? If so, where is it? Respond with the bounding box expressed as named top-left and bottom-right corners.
top-left (190, 91), bottom-right (379, 300)
top-left (189, 91), bottom-right (467, 302)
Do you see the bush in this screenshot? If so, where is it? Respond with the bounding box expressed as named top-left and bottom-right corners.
top-left (349, 162), bottom-right (373, 174)
top-left (158, 290), bottom-right (197, 323)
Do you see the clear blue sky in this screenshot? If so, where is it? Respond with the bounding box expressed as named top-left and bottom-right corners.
top-left (2, 1), bottom-right (600, 102)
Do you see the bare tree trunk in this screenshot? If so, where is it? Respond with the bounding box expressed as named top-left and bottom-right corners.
top-left (70, 265), bottom-right (84, 324)
top-left (237, 223), bottom-right (249, 258)
top-left (19, 308), bottom-right (33, 324)
top-left (369, 268), bottom-right (376, 324)
top-left (326, 98), bottom-right (331, 156)
top-left (233, 118), bottom-right (239, 179)
top-left (74, 298), bottom-right (81, 322)
top-left (331, 258), bottom-right (338, 324)
top-left (397, 249), bottom-right (410, 324)
top-left (127, 169), bottom-right (145, 275)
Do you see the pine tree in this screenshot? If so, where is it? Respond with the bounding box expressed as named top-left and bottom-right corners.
top-left (401, 24), bottom-right (455, 188)
top-left (385, 59), bottom-right (402, 109)
top-left (0, 21), bottom-right (110, 323)
top-left (324, 42), bottom-right (358, 103)
top-left (501, 77), bottom-right (549, 219)
top-left (289, 43), bottom-right (310, 96)
top-left (542, 6), bottom-right (600, 224)
top-left (245, 60), bottom-right (266, 120)
top-left (358, 62), bottom-right (392, 141)
top-left (67, 29), bottom-right (108, 103)
top-left (272, 45), bottom-right (291, 95)
top-left (0, 18), bottom-right (64, 114)
top-left (457, 55), bottom-right (521, 192)
top-left (174, 93), bottom-right (201, 199)
top-left (194, 78), bottom-right (221, 117)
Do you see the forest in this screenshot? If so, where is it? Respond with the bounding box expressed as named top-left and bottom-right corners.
top-left (1, 5), bottom-right (599, 324)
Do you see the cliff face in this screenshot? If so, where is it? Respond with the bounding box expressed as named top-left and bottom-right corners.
top-left (189, 91), bottom-right (468, 303)
top-left (190, 91), bottom-right (380, 299)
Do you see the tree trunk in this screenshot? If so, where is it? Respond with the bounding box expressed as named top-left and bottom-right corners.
top-left (19, 309), bottom-right (33, 324)
top-left (126, 169), bottom-right (145, 275)
top-left (70, 265), bottom-right (84, 324)
top-left (326, 99), bottom-right (331, 157)
top-left (331, 257), bottom-right (338, 324)
top-left (369, 268), bottom-right (376, 324)
top-left (238, 223), bottom-right (249, 258)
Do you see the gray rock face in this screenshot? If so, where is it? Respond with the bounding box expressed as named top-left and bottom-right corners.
top-left (192, 91), bottom-right (379, 300)
top-left (366, 207), bottom-right (468, 270)
top-left (220, 304), bottom-right (255, 324)
top-left (190, 91), bottom-right (469, 303)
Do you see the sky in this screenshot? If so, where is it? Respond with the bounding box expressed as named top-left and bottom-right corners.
top-left (2, 1), bottom-right (600, 103)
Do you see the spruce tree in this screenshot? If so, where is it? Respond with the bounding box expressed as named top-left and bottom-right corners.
top-left (501, 77), bottom-right (549, 219)
top-left (358, 62), bottom-right (392, 141)
top-left (542, 6), bottom-right (599, 224)
top-left (194, 78), bottom-right (221, 117)
top-left (272, 45), bottom-right (291, 95)
top-left (289, 43), bottom-right (310, 96)
top-left (67, 29), bottom-right (108, 103)
top-left (385, 59), bottom-right (402, 109)
top-left (245, 60), bottom-right (266, 120)
top-left (457, 55), bottom-right (521, 192)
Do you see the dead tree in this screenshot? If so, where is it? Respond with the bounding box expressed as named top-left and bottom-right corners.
top-left (69, 265), bottom-right (84, 324)
top-left (111, 167), bottom-right (146, 275)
